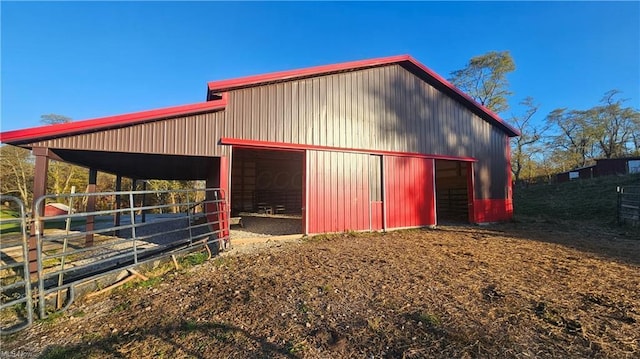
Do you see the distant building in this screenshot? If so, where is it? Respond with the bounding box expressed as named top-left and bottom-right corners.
top-left (556, 156), bottom-right (640, 182)
top-left (44, 203), bottom-right (71, 216)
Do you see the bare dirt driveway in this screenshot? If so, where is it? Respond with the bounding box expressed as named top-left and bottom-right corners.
top-left (2, 222), bottom-right (639, 358)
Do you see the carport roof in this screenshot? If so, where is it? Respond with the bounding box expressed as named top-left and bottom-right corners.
top-left (0, 98), bottom-right (227, 145)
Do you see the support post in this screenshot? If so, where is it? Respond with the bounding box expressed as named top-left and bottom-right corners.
top-left (114, 174), bottom-right (122, 235)
top-left (29, 148), bottom-right (50, 274)
top-left (85, 168), bottom-right (97, 245)
top-left (141, 180), bottom-right (147, 223)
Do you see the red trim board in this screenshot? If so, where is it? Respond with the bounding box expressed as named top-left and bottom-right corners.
top-left (220, 138), bottom-right (478, 163)
top-left (1, 97), bottom-right (228, 144)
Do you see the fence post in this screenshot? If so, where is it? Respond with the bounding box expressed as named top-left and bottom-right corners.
top-left (617, 186), bottom-right (621, 225)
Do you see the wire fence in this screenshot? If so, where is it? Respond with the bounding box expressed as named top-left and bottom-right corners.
top-left (617, 186), bottom-right (640, 227)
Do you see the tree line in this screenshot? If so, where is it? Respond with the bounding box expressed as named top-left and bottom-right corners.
top-left (449, 51), bottom-right (640, 184)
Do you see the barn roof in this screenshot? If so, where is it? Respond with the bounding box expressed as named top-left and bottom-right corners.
top-left (207, 55), bottom-right (520, 137)
top-left (0, 55), bottom-right (519, 146)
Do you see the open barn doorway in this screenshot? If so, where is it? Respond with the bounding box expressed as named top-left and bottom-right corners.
top-left (435, 160), bottom-right (471, 223)
top-left (231, 148), bottom-right (304, 237)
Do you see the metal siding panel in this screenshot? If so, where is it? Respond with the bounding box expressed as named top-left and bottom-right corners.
top-left (337, 152), bottom-right (345, 231)
top-left (345, 153), bottom-right (354, 230)
top-left (260, 86), bottom-right (268, 140)
top-left (291, 82), bottom-right (299, 144)
top-left (343, 73), bottom-right (351, 149)
top-left (332, 74), bottom-right (342, 148)
top-left (318, 77), bottom-right (327, 147)
top-left (324, 75), bottom-right (333, 147)
top-left (311, 78), bottom-right (325, 145)
top-left (273, 83), bottom-right (282, 143)
top-left (384, 156), bottom-right (396, 228)
top-left (283, 82), bottom-right (292, 143)
top-left (306, 150), bottom-right (371, 233)
top-left (28, 111), bottom-right (225, 157)
top-left (303, 80), bottom-right (312, 144)
top-left (383, 155), bottom-right (435, 228)
top-left (310, 150), bottom-right (319, 233)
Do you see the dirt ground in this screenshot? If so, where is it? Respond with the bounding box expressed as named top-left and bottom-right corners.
top-left (2, 222), bottom-right (639, 359)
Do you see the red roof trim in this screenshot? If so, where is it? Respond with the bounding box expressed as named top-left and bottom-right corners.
top-left (220, 137), bottom-right (478, 162)
top-left (207, 55), bottom-right (411, 93)
top-left (207, 55), bottom-right (520, 137)
top-left (1, 95), bottom-right (227, 144)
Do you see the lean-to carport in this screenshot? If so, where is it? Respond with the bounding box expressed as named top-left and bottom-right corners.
top-left (0, 98), bottom-right (231, 272)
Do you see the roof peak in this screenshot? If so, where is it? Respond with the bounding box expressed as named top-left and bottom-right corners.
top-left (206, 55), bottom-right (519, 137)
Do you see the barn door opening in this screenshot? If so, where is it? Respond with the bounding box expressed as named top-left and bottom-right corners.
top-left (231, 148), bottom-right (304, 236)
top-left (435, 160), bottom-right (471, 223)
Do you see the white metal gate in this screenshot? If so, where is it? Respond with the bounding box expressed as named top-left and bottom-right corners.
top-left (0, 187), bottom-right (229, 333)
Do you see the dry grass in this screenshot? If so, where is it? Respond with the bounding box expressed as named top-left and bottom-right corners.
top-left (2, 222), bottom-right (639, 358)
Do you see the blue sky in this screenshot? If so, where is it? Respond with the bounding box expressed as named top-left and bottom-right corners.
top-left (1, 1), bottom-right (639, 132)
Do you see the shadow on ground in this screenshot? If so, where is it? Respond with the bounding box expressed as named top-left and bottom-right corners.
top-left (436, 221), bottom-right (640, 267)
top-left (38, 321), bottom-right (298, 359)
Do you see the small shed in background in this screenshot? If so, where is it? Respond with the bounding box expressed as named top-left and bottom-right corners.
top-left (44, 203), bottom-right (71, 216)
top-left (557, 156), bottom-right (640, 183)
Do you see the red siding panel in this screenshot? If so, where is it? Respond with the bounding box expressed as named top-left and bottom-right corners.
top-left (307, 150), bottom-right (371, 234)
top-left (473, 199), bottom-right (513, 223)
top-left (384, 156), bottom-right (435, 229)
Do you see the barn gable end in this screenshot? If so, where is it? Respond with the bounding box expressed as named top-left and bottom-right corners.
top-left (1, 55), bottom-right (518, 231)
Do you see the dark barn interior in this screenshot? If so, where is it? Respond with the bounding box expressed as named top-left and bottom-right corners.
top-left (435, 160), bottom-right (470, 222)
top-left (231, 148), bottom-right (304, 217)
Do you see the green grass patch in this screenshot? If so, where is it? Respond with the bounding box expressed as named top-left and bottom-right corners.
top-left (122, 276), bottom-right (163, 290)
top-left (40, 310), bottom-right (65, 324)
top-left (514, 173), bottom-right (640, 224)
top-left (0, 209), bottom-right (22, 234)
top-left (111, 300), bottom-right (131, 313)
top-left (39, 346), bottom-right (78, 359)
top-left (180, 252), bottom-right (209, 267)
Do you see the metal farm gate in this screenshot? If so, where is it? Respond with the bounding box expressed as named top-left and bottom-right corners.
top-left (617, 186), bottom-right (640, 227)
top-left (0, 188), bottom-right (229, 334)
top-left (0, 195), bottom-right (34, 334)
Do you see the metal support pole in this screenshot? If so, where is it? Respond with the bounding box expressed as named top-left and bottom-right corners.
top-left (29, 147), bottom-right (50, 274)
top-left (85, 168), bottom-right (97, 246)
top-left (141, 180), bottom-right (147, 223)
top-left (114, 174), bottom-right (122, 235)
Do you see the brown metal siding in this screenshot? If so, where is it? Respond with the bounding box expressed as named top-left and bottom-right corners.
top-left (224, 64), bottom-right (509, 199)
top-left (26, 111), bottom-right (229, 157)
top-left (23, 64), bottom-right (509, 200)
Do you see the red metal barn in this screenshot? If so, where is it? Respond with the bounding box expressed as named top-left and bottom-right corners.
top-left (0, 55), bottom-right (520, 235)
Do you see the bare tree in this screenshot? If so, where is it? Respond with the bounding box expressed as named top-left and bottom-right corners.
top-left (546, 108), bottom-right (596, 168)
top-left (0, 145), bottom-right (34, 206)
top-left (510, 97), bottom-right (547, 184)
top-left (586, 90), bottom-right (640, 158)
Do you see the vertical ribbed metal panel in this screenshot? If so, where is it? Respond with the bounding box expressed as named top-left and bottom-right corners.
top-left (384, 155), bottom-right (435, 228)
top-left (28, 63), bottom-right (509, 202)
top-left (225, 64), bottom-right (508, 201)
top-left (28, 112), bottom-right (230, 157)
top-left (307, 150), bottom-right (370, 233)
